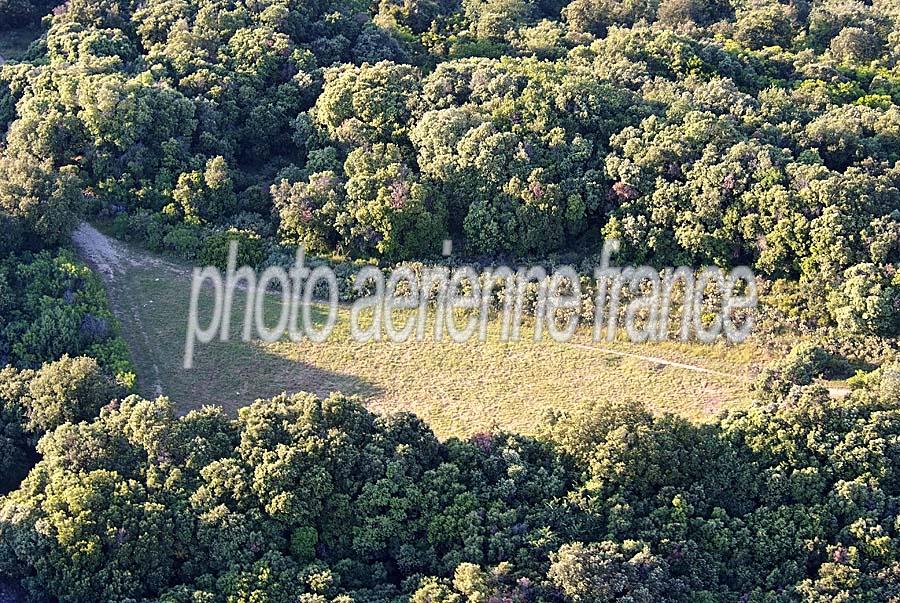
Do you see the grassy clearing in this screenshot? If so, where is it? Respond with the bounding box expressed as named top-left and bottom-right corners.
top-left (82, 232), bottom-right (772, 439)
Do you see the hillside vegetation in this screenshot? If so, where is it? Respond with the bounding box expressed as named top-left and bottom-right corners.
top-left (0, 0), bottom-right (899, 600)
top-left (0, 0), bottom-right (898, 348)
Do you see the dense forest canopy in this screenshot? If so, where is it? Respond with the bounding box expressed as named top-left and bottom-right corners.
top-left (0, 0), bottom-right (899, 600)
top-left (1, 366), bottom-right (900, 602)
top-left (0, 0), bottom-right (898, 339)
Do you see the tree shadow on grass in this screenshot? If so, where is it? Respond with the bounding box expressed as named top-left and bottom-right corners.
top-left (147, 337), bottom-right (383, 416)
top-left (114, 270), bottom-right (382, 415)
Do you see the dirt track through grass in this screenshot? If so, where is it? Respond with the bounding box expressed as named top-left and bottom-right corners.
top-left (73, 222), bottom-right (769, 438)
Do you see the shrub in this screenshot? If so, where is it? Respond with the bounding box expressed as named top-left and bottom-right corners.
top-left (753, 342), bottom-right (832, 402)
top-left (828, 263), bottom-right (900, 338)
top-left (162, 223), bottom-right (204, 259)
top-left (0, 366), bottom-right (31, 493)
top-left (22, 354), bottom-right (120, 434)
top-left (199, 228), bottom-right (267, 269)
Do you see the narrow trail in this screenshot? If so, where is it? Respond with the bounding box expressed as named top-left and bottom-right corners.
top-left (569, 342), bottom-right (847, 397)
top-left (567, 341), bottom-right (745, 380)
top-left (72, 222), bottom-right (186, 277)
top-left (71, 222), bottom-right (177, 397)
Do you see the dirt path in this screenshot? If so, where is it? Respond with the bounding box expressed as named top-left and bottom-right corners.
top-left (568, 341), bottom-right (744, 380)
top-left (72, 222), bottom-right (186, 277)
top-left (71, 222), bottom-right (184, 397)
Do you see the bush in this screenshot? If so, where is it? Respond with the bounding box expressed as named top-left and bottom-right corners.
top-left (753, 342), bottom-right (833, 402)
top-left (0, 366), bottom-right (31, 493)
top-left (272, 172), bottom-right (344, 254)
top-left (162, 223), bottom-right (204, 259)
top-left (0, 355), bottom-right (121, 495)
top-left (734, 5), bottom-right (795, 50)
top-left (828, 263), bottom-right (900, 338)
top-left (23, 354), bottom-right (120, 434)
top-left (198, 228), bottom-right (267, 269)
